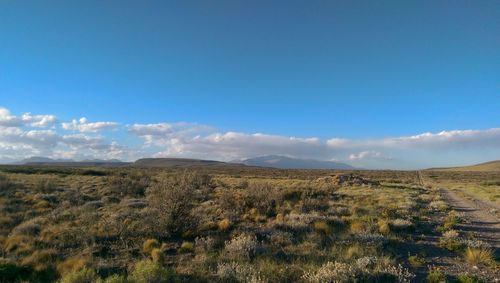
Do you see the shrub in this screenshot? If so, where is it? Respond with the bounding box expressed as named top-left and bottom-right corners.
top-left (457, 273), bottom-right (485, 283)
top-left (195, 236), bottom-right (216, 254)
top-left (216, 261), bottom-right (263, 283)
top-left (107, 172), bottom-right (150, 197)
top-left (442, 229), bottom-right (459, 239)
top-left (151, 248), bottom-right (164, 264)
top-left (426, 268), bottom-right (446, 283)
top-left (390, 219), bottom-right (413, 231)
top-left (302, 258), bottom-right (414, 283)
top-left (143, 239), bottom-right (160, 254)
top-left (463, 247), bottom-right (494, 265)
top-left (218, 218), bottom-right (232, 231)
top-left (350, 220), bottom-right (368, 234)
top-left (443, 211), bottom-right (463, 230)
top-left (313, 221), bottom-right (332, 235)
top-left (57, 256), bottom-right (89, 276)
top-left (146, 173), bottom-right (198, 237)
top-left (378, 220), bottom-right (391, 235)
top-left (438, 238), bottom-right (465, 252)
top-left (36, 179), bottom-right (58, 193)
top-left (408, 254), bottom-right (425, 267)
top-left (429, 200), bottom-right (448, 211)
top-left (224, 233), bottom-right (258, 261)
top-left (58, 267), bottom-right (99, 283)
top-left (99, 274), bottom-right (130, 283)
top-left (179, 241), bottom-right (194, 253)
top-left (244, 182), bottom-right (282, 217)
top-left (21, 249), bottom-right (58, 271)
top-left (129, 260), bottom-right (176, 283)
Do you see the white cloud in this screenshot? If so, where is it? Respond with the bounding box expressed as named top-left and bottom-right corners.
top-left (0, 107), bottom-right (128, 162)
top-left (130, 125), bottom-right (500, 168)
top-left (62, 117), bottom-right (119, 132)
top-left (348, 151), bottom-right (386, 160)
top-left (0, 107), bottom-right (57, 128)
top-left (0, 106), bottom-right (499, 168)
top-left (327, 128), bottom-right (500, 151)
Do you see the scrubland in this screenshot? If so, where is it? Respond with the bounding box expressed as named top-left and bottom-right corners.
top-left (0, 166), bottom-right (498, 282)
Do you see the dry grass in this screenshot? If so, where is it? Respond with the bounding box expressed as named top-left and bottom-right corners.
top-left (0, 166), bottom-right (497, 282)
top-left (463, 247), bottom-right (494, 266)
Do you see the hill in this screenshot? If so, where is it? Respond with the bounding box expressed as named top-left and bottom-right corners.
top-left (238, 155), bottom-right (355, 169)
top-left (430, 160), bottom-right (500, 172)
top-left (133, 158), bottom-right (244, 168)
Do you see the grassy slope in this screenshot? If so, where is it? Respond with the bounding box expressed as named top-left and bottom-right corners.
top-left (430, 160), bottom-right (500, 172)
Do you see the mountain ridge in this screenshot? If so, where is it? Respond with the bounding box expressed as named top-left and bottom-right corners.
top-left (236, 155), bottom-right (356, 169)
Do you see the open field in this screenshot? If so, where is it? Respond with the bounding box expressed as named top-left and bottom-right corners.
top-left (0, 166), bottom-right (498, 282)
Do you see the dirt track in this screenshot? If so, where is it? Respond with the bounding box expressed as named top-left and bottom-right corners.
top-left (439, 187), bottom-right (500, 249)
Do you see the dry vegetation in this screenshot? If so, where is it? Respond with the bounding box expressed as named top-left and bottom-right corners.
top-left (0, 166), bottom-right (498, 282)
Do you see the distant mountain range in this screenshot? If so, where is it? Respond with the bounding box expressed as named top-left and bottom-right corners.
top-left (14, 156), bottom-right (127, 166)
top-left (133, 158), bottom-right (240, 167)
top-left (236, 155), bottom-right (356, 169)
top-left (10, 155), bottom-right (356, 170)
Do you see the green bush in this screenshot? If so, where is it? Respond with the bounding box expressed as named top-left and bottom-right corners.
top-left (58, 267), bottom-right (99, 283)
top-left (457, 273), bottom-right (484, 283)
top-left (426, 268), bottom-right (446, 283)
top-left (129, 260), bottom-right (176, 283)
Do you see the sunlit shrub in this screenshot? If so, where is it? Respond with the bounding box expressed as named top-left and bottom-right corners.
top-left (179, 241), bottom-right (194, 253)
top-left (218, 218), bottom-right (232, 231)
top-left (129, 260), bottom-right (176, 283)
top-left (224, 233), bottom-right (258, 261)
top-left (313, 220), bottom-right (332, 235)
top-left (463, 247), bottom-right (494, 265)
top-left (146, 173), bottom-right (198, 237)
top-left (216, 261), bottom-right (263, 283)
top-left (58, 267), bottom-right (99, 283)
top-left (143, 239), bottom-right (160, 254)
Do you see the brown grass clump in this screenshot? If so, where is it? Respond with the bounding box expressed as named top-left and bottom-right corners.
top-left (21, 249), bottom-right (58, 271)
top-left (377, 220), bottom-right (391, 235)
top-left (349, 220), bottom-right (367, 234)
top-left (151, 248), bottom-right (164, 263)
top-left (218, 218), bottom-right (232, 231)
top-left (345, 244), bottom-right (363, 259)
top-left (143, 239), bottom-right (160, 254)
top-left (313, 220), bottom-right (332, 235)
top-left (463, 247), bottom-right (494, 265)
top-left (4, 235), bottom-right (32, 254)
top-left (57, 256), bottom-right (90, 275)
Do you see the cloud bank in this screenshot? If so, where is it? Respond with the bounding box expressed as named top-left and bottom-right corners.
top-left (0, 106), bottom-right (498, 169)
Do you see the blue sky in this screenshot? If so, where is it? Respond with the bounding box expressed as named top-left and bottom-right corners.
top-left (0, 1), bottom-right (499, 168)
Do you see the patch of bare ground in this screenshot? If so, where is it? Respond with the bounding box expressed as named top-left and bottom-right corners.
top-left (436, 187), bottom-right (500, 281)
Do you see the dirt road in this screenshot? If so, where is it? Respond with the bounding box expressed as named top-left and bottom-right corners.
top-left (440, 187), bottom-right (500, 249)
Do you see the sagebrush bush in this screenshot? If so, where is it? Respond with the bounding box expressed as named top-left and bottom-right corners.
top-left (244, 182), bottom-right (282, 217)
top-left (303, 257), bottom-right (414, 283)
top-left (224, 233), bottom-right (258, 261)
top-left (107, 172), bottom-right (151, 197)
top-left (146, 172), bottom-right (199, 237)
